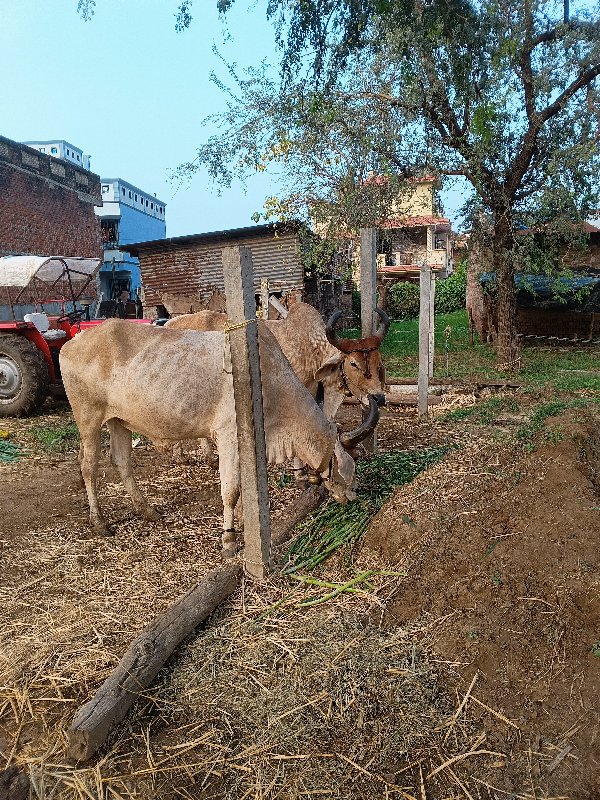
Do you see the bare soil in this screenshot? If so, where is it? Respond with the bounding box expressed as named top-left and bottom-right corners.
top-left (365, 407), bottom-right (600, 798)
top-left (1, 392), bottom-right (599, 798)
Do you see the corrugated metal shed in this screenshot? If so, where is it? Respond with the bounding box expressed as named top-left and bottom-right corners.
top-left (123, 223), bottom-right (304, 308)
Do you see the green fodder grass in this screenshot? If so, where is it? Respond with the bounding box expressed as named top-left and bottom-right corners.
top-left (282, 447), bottom-right (450, 575)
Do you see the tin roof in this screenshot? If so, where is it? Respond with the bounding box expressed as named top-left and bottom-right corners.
top-left (122, 222), bottom-right (303, 256)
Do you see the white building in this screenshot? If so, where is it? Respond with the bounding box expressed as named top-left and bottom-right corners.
top-left (23, 139), bottom-right (91, 171)
top-left (21, 139), bottom-right (166, 314)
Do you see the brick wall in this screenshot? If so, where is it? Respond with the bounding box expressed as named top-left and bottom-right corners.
top-left (0, 135), bottom-right (102, 259)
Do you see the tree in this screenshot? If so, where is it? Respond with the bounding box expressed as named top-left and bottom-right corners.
top-left (184, 0), bottom-right (600, 369)
top-left (81, 0), bottom-right (600, 368)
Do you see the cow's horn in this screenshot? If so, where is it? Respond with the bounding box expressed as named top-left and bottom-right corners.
top-left (374, 307), bottom-right (390, 342)
top-left (325, 310), bottom-right (354, 353)
top-left (339, 395), bottom-right (380, 449)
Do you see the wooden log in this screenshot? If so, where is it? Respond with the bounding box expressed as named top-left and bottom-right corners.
top-left (271, 484), bottom-right (328, 547)
top-left (67, 563), bottom-right (242, 762)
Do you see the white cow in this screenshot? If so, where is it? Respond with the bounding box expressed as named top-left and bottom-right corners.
top-left (60, 319), bottom-right (379, 554)
top-left (166, 302), bottom-right (389, 418)
top-left (165, 303), bottom-right (388, 474)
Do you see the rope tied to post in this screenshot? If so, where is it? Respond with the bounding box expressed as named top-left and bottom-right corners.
top-left (495, 356), bottom-right (521, 372)
top-left (223, 318), bottom-right (256, 373)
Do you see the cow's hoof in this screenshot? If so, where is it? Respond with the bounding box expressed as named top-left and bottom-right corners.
top-left (91, 520), bottom-right (113, 536)
top-left (142, 506), bottom-right (162, 522)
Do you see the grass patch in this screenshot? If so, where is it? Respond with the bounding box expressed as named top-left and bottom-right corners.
top-left (282, 447), bottom-right (450, 575)
top-left (516, 399), bottom-right (589, 451)
top-left (348, 308), bottom-right (600, 393)
top-left (30, 422), bottom-right (80, 453)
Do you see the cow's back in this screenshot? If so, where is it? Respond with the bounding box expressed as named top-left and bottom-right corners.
top-left (60, 320), bottom-right (230, 441)
top-left (164, 311), bottom-right (227, 330)
top-left (265, 302), bottom-right (335, 387)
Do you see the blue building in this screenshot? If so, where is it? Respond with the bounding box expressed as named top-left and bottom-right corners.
top-left (22, 139), bottom-right (167, 315)
top-left (95, 178), bottom-right (166, 312)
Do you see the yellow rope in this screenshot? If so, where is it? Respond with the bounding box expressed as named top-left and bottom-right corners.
top-left (223, 318), bottom-right (255, 334)
top-left (495, 356), bottom-right (521, 372)
top-left (222, 318), bottom-right (256, 372)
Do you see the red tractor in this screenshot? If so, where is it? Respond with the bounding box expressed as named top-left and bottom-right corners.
top-left (0, 255), bottom-right (107, 417)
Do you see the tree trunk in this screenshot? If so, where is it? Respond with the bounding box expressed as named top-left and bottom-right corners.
top-left (492, 212), bottom-right (521, 371)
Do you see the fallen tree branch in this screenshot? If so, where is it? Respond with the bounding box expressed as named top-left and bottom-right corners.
top-left (67, 562), bottom-right (242, 762)
top-left (67, 485), bottom-right (329, 762)
top-left (271, 484), bottom-right (329, 547)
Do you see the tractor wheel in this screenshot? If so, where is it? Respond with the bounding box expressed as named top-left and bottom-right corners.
top-left (0, 335), bottom-right (50, 417)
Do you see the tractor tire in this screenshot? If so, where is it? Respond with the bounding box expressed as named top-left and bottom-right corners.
top-left (0, 335), bottom-right (50, 417)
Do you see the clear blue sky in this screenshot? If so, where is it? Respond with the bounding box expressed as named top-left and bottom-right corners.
top-left (1, 0), bottom-right (464, 238)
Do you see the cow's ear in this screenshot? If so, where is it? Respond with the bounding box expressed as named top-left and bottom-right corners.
top-left (314, 353), bottom-right (342, 382)
top-left (333, 441), bottom-right (355, 485)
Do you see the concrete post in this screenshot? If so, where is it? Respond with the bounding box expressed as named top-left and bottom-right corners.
top-left (222, 246), bottom-right (272, 579)
top-left (418, 264), bottom-right (432, 417)
top-left (429, 272), bottom-right (436, 378)
top-left (360, 227), bottom-right (377, 337)
top-left (360, 227), bottom-right (378, 452)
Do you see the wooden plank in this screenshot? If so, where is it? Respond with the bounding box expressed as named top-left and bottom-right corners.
top-left (260, 279), bottom-right (269, 319)
top-left (343, 395), bottom-right (442, 407)
top-left (222, 246), bottom-right (272, 579)
top-left (418, 265), bottom-right (432, 416)
top-left (67, 563), bottom-right (242, 762)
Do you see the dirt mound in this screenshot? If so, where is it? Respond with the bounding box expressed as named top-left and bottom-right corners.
top-left (364, 410), bottom-right (600, 797)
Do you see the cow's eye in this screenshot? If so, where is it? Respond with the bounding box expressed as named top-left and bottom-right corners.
top-left (350, 360), bottom-right (359, 369)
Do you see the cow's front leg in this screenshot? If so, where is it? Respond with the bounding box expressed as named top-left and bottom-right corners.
top-left (107, 419), bottom-right (161, 522)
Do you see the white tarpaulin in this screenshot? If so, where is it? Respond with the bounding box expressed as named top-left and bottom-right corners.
top-left (0, 256), bottom-right (101, 288)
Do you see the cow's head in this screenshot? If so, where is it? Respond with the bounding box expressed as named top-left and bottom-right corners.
top-left (320, 395), bottom-right (381, 504)
top-left (316, 308), bottom-right (389, 407)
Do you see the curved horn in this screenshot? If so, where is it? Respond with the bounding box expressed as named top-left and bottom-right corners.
top-left (325, 310), bottom-right (344, 348)
top-left (325, 310), bottom-right (356, 353)
top-left (339, 395), bottom-right (380, 450)
top-left (374, 307), bottom-right (390, 342)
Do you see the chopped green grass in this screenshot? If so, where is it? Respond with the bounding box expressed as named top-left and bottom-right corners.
top-left (30, 422), bottom-right (80, 453)
top-left (282, 447), bottom-right (451, 575)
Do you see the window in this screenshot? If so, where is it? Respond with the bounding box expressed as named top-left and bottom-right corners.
top-left (122, 187), bottom-right (125, 194)
top-left (51, 147), bottom-right (57, 154)
top-left (134, 194), bottom-right (138, 201)
top-left (150, 203), bottom-right (153, 210)
top-left (129, 191), bottom-right (132, 198)
top-left (102, 185), bottom-right (109, 193)
top-left (145, 199), bottom-right (149, 206)
top-left (77, 154), bottom-right (80, 160)
top-left (39, 147), bottom-right (45, 153)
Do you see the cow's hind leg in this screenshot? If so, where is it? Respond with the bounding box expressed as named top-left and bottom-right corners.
top-left (107, 418), bottom-right (161, 522)
top-left (215, 432), bottom-right (241, 557)
top-left (78, 417), bottom-right (110, 535)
